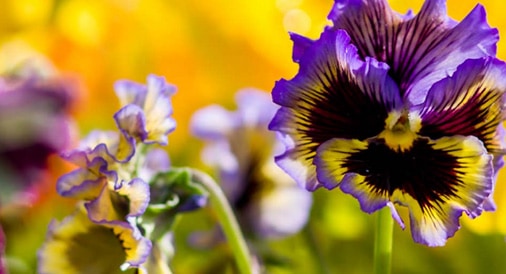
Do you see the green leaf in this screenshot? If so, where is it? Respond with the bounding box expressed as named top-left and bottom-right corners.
top-left (141, 167), bottom-right (209, 240)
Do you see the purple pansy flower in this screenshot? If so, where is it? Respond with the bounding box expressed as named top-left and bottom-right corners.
top-left (269, 0), bottom-right (506, 246)
top-left (114, 74), bottom-right (177, 146)
top-left (192, 88), bottom-right (312, 239)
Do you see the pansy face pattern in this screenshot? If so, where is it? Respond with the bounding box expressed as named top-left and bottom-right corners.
top-left (269, 0), bottom-right (506, 246)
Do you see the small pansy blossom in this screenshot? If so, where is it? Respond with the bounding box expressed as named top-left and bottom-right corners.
top-left (39, 75), bottom-right (177, 272)
top-left (192, 89), bottom-right (312, 239)
top-left (114, 74), bottom-right (177, 146)
top-left (269, 0), bottom-right (506, 246)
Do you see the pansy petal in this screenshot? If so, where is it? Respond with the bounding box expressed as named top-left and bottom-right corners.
top-left (86, 178), bottom-right (150, 224)
top-left (246, 184), bottom-right (313, 238)
top-left (114, 75), bottom-right (176, 145)
top-left (269, 29), bottom-right (401, 190)
top-left (315, 138), bottom-right (390, 211)
top-left (63, 131), bottom-right (132, 165)
top-left (86, 186), bottom-right (129, 224)
top-left (114, 104), bottom-right (149, 141)
top-left (418, 58), bottom-right (506, 155)
top-left (329, 0), bottom-right (498, 102)
top-left (290, 32), bottom-right (315, 63)
top-left (79, 131), bottom-right (121, 163)
top-left (114, 178), bottom-right (151, 217)
top-left (391, 134), bottom-right (492, 245)
top-left (114, 80), bottom-right (147, 107)
top-left (316, 135), bottom-right (492, 246)
top-left (190, 105), bottom-right (236, 140)
top-left (38, 205), bottom-right (140, 274)
top-left (84, 196), bottom-right (152, 267)
top-left (56, 169), bottom-right (107, 199)
top-left (116, 130), bottom-right (137, 163)
top-left (143, 75), bottom-right (177, 145)
top-left (235, 88), bottom-right (277, 128)
top-left (107, 222), bottom-right (152, 269)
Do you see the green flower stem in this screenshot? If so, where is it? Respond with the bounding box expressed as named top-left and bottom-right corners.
top-left (303, 224), bottom-right (330, 274)
top-left (191, 169), bottom-right (253, 274)
top-left (374, 207), bottom-right (394, 274)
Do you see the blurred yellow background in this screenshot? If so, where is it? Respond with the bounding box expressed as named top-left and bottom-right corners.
top-left (1, 0), bottom-right (506, 273)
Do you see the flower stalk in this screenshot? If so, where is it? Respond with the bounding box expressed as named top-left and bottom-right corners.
top-left (373, 207), bottom-right (394, 274)
top-left (190, 169), bottom-right (253, 274)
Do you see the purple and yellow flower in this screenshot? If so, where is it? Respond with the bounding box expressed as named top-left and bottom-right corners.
top-left (48, 130), bottom-right (153, 270)
top-left (269, 0), bottom-right (506, 246)
top-left (38, 203), bottom-right (149, 274)
top-left (114, 74), bottom-right (177, 146)
top-left (192, 88), bottom-right (312, 239)
top-left (40, 74), bottom-right (178, 272)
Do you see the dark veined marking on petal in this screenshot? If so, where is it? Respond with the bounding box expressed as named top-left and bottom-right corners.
top-left (334, 1), bottom-right (457, 96)
top-left (335, 0), bottom-right (394, 62)
top-left (291, 59), bottom-right (389, 162)
top-left (419, 81), bottom-right (503, 153)
top-left (390, 12), bottom-right (448, 93)
top-left (114, 230), bottom-right (133, 251)
top-left (341, 138), bottom-right (461, 213)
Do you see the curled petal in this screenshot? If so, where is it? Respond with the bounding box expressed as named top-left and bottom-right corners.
top-left (143, 75), bottom-right (177, 145)
top-left (315, 135), bottom-right (492, 246)
top-left (85, 178), bottom-right (150, 224)
top-left (114, 104), bottom-right (149, 142)
top-left (269, 29), bottom-right (401, 190)
top-left (329, 0), bottom-right (498, 102)
top-left (114, 80), bottom-right (147, 107)
top-left (38, 205), bottom-right (149, 273)
top-left (57, 169), bottom-right (109, 199)
top-left (56, 150), bottom-right (118, 198)
top-left (114, 178), bottom-right (151, 217)
top-left (114, 75), bottom-right (176, 145)
top-left (109, 222), bottom-right (152, 269)
top-left (62, 131), bottom-right (135, 164)
top-left (86, 185), bottom-right (128, 224)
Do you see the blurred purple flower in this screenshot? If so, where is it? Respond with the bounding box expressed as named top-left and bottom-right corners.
top-left (191, 88), bottom-right (312, 239)
top-left (0, 72), bottom-right (75, 202)
top-left (269, 0), bottom-right (506, 246)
